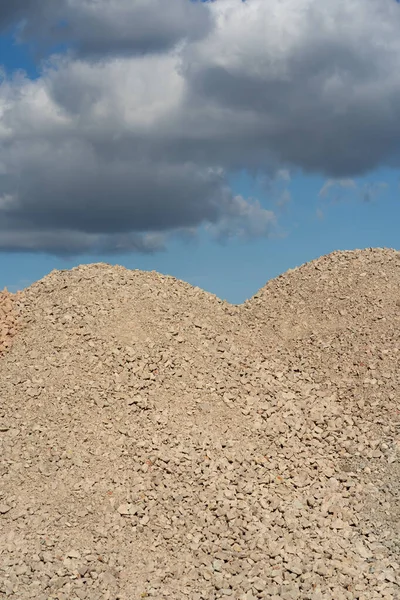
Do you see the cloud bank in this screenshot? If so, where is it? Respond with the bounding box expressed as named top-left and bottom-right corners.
top-left (1, 0), bottom-right (400, 254)
top-left (0, 0), bottom-right (212, 55)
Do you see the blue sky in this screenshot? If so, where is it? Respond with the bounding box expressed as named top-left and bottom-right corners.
top-left (0, 1), bottom-right (399, 303)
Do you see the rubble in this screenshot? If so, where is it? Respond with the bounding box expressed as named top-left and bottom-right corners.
top-left (0, 249), bottom-right (399, 599)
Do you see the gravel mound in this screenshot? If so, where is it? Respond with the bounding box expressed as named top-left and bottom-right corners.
top-left (0, 250), bottom-right (399, 600)
top-left (0, 290), bottom-right (22, 358)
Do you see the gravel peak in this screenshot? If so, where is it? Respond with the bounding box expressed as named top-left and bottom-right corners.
top-left (0, 247), bottom-right (399, 599)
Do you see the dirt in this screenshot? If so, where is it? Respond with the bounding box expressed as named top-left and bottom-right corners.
top-left (0, 248), bottom-right (399, 600)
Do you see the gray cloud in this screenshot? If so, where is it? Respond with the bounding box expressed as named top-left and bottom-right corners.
top-left (1, 0), bottom-right (400, 254)
top-left (0, 139), bottom-right (230, 233)
top-left (181, 0), bottom-right (400, 176)
top-left (1, 0), bottom-right (211, 56)
top-left (0, 0), bottom-right (35, 29)
top-left (0, 229), bottom-right (167, 256)
top-left (0, 56), bottom-right (274, 254)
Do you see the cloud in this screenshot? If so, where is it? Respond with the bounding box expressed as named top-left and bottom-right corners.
top-left (0, 54), bottom-right (276, 254)
top-left (181, 0), bottom-right (400, 176)
top-left (206, 195), bottom-right (276, 241)
top-left (0, 0), bottom-right (212, 56)
top-left (0, 229), bottom-right (167, 256)
top-left (0, 1), bottom-right (36, 30)
top-left (1, 0), bottom-right (400, 254)
top-left (277, 170), bottom-right (291, 183)
top-left (359, 181), bottom-right (388, 203)
top-left (276, 189), bottom-right (292, 209)
top-left (319, 179), bottom-right (357, 200)
top-left (318, 178), bottom-right (388, 204)
top-left (254, 170), bottom-right (292, 209)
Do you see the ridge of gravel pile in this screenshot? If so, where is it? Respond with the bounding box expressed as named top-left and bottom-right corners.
top-left (0, 250), bottom-right (399, 600)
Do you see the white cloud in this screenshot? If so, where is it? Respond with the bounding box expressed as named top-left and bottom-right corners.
top-left (319, 178), bottom-right (388, 204)
top-left (277, 169), bottom-right (291, 183)
top-left (206, 195), bottom-right (276, 241)
top-left (319, 179), bottom-right (357, 199)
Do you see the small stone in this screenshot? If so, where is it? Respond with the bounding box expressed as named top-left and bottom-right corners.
top-left (15, 564), bottom-right (28, 575)
top-left (253, 577), bottom-right (266, 591)
top-left (331, 518), bottom-right (345, 529)
top-left (213, 560), bottom-right (222, 572)
top-left (117, 503), bottom-right (132, 516)
top-left (287, 562), bottom-right (303, 576)
top-left (79, 564), bottom-right (89, 577)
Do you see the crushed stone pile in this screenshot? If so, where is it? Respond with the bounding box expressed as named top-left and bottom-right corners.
top-left (0, 290), bottom-right (21, 358)
top-left (0, 249), bottom-right (399, 600)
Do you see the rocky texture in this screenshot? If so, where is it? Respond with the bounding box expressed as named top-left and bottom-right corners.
top-left (0, 290), bottom-right (22, 358)
top-left (0, 249), bottom-right (399, 599)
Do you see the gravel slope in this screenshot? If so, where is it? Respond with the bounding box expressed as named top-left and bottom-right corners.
top-left (0, 249), bottom-right (399, 600)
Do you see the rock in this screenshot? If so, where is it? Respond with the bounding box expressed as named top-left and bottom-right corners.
top-left (0, 250), bottom-right (399, 599)
top-left (117, 504), bottom-right (132, 516)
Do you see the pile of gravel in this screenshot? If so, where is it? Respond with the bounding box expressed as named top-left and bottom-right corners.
top-left (0, 290), bottom-right (21, 358)
top-left (0, 249), bottom-right (399, 600)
